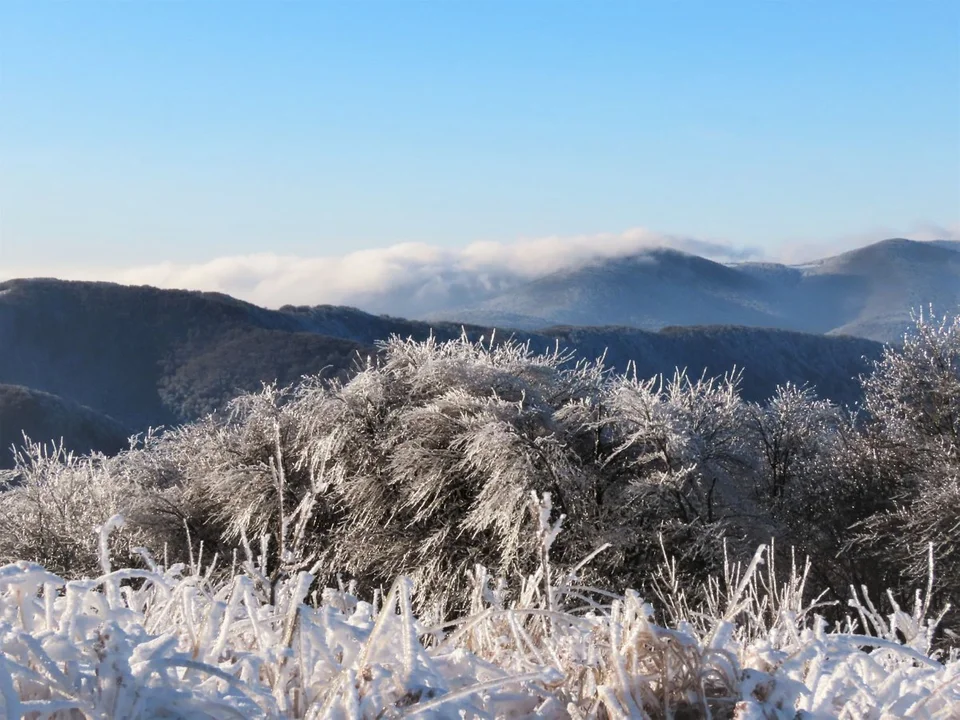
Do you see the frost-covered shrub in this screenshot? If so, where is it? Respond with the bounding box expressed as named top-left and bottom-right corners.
top-left (114, 384), bottom-right (336, 593)
top-left (853, 310), bottom-right (960, 631)
top-left (584, 369), bottom-right (758, 589)
top-left (863, 309), bottom-right (960, 458)
top-left (287, 335), bottom-right (610, 619)
top-left (0, 438), bottom-right (146, 576)
top-left (750, 384), bottom-right (846, 506)
top-left (746, 385), bottom-right (873, 596)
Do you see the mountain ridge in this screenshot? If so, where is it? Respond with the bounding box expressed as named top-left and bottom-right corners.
top-left (419, 238), bottom-right (959, 341)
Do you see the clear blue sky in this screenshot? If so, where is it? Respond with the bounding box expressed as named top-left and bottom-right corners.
top-left (1, 0), bottom-right (958, 268)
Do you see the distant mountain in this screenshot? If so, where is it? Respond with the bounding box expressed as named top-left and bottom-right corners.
top-left (421, 239), bottom-right (960, 343)
top-left (0, 279), bottom-right (882, 450)
top-left (797, 238), bottom-right (960, 340)
top-left (425, 249), bottom-right (775, 331)
top-left (0, 385), bottom-right (129, 468)
top-left (928, 240), bottom-right (960, 252)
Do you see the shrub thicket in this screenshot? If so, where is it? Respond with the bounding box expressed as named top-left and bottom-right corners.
top-left (2, 314), bottom-right (958, 634)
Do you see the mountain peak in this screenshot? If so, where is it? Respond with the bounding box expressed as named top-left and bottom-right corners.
top-left (424, 237), bottom-right (959, 341)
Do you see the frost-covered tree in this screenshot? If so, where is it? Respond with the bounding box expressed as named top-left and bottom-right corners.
top-left (127, 382), bottom-right (336, 590)
top-left (750, 384), bottom-right (844, 503)
top-left (580, 368), bottom-right (758, 588)
top-left (746, 385), bottom-right (863, 591)
top-left (862, 309), bottom-right (960, 460)
top-left (853, 310), bottom-right (960, 625)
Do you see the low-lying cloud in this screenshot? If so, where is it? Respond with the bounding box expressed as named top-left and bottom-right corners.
top-left (3, 224), bottom-right (956, 317)
top-left (1, 228), bottom-right (760, 315)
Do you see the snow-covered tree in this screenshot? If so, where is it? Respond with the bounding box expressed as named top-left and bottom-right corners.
top-left (863, 309), bottom-right (960, 458)
top-left (288, 334), bottom-right (609, 619)
top-left (579, 368), bottom-right (758, 589)
top-left (853, 310), bottom-right (960, 627)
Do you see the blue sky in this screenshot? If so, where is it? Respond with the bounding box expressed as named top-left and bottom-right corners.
top-left (1, 0), bottom-right (958, 273)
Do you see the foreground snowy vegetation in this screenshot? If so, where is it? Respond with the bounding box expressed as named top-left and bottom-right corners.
top-left (1, 506), bottom-right (957, 718)
top-left (1, 310), bottom-right (959, 717)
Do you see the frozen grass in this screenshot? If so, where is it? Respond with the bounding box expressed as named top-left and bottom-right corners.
top-left (0, 498), bottom-right (956, 719)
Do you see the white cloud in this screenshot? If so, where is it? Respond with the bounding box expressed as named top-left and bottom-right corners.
top-left (2, 224), bottom-right (954, 315)
top-left (0, 228), bottom-right (758, 313)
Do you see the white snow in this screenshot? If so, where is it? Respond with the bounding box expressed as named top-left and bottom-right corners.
top-left (0, 516), bottom-right (956, 719)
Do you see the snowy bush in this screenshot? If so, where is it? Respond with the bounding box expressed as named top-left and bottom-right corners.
top-left (286, 334), bottom-right (609, 619)
top-left (746, 386), bottom-right (877, 598)
top-left (568, 368), bottom-right (758, 595)
top-left (853, 310), bottom-right (960, 631)
top-left (862, 310), bottom-right (960, 458)
top-left (0, 438), bottom-right (147, 577)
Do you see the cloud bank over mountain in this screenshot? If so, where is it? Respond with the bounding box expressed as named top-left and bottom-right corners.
top-left (3, 228), bottom-right (759, 311)
top-left (3, 224), bottom-right (956, 318)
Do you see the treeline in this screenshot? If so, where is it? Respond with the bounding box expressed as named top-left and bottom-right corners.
top-left (1, 313), bottom-right (957, 634)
